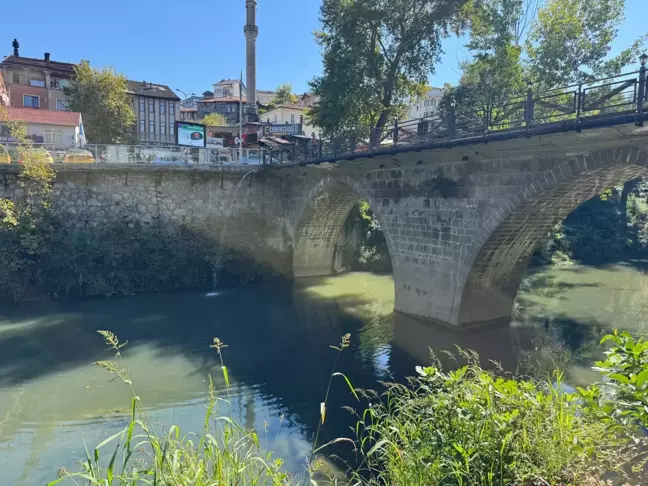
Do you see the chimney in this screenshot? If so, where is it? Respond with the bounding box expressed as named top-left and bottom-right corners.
top-left (12, 39), bottom-right (19, 57)
top-left (44, 52), bottom-right (51, 62)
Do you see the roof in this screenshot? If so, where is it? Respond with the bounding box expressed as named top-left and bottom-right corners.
top-left (1, 55), bottom-right (76, 74)
top-left (215, 79), bottom-right (240, 84)
top-left (264, 104), bottom-right (306, 114)
top-left (180, 107), bottom-right (197, 112)
top-left (257, 90), bottom-right (276, 94)
top-left (198, 97), bottom-right (246, 103)
top-left (126, 80), bottom-right (180, 100)
top-left (3, 107), bottom-right (81, 126)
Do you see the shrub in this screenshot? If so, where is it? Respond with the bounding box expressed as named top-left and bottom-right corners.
top-left (351, 353), bottom-right (624, 485)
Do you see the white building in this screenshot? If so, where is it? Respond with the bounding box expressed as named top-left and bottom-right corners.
top-left (212, 79), bottom-right (246, 99)
top-left (405, 87), bottom-right (444, 121)
top-left (262, 104), bottom-right (320, 138)
top-left (0, 107), bottom-right (85, 148)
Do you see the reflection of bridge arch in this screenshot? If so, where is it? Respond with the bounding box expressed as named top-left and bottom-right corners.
top-left (455, 145), bottom-right (648, 327)
top-left (292, 175), bottom-right (396, 278)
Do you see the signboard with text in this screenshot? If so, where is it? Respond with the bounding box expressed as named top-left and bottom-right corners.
top-left (175, 121), bottom-right (206, 148)
top-left (264, 124), bottom-right (301, 136)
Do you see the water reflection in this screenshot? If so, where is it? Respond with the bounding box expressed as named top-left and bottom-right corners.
top-left (2, 264), bottom-right (645, 483)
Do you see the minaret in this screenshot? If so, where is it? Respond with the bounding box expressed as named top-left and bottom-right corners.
top-left (244, 0), bottom-right (259, 122)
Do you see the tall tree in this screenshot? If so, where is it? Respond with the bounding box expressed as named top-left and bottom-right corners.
top-left (66, 61), bottom-right (135, 144)
top-left (526, 0), bottom-right (643, 87)
top-left (309, 0), bottom-right (467, 142)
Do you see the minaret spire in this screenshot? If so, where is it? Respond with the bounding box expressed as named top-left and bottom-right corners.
top-left (244, 0), bottom-right (259, 122)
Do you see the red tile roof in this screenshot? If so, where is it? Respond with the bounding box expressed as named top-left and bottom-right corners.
top-left (4, 108), bottom-right (81, 126)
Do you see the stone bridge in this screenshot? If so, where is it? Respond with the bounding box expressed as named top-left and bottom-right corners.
top-left (2, 124), bottom-right (648, 328)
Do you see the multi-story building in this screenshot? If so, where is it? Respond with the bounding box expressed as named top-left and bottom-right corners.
top-left (405, 87), bottom-right (443, 121)
top-left (180, 95), bottom-right (202, 109)
top-left (127, 81), bottom-right (181, 144)
top-left (0, 50), bottom-right (75, 111)
top-left (212, 79), bottom-right (246, 99)
top-left (196, 97), bottom-right (244, 126)
top-left (179, 107), bottom-right (198, 121)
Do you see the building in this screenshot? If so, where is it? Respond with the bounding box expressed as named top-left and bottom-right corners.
top-left (212, 79), bottom-right (246, 99)
top-left (296, 93), bottom-right (318, 108)
top-left (180, 95), bottom-right (202, 109)
top-left (0, 72), bottom-right (8, 107)
top-left (127, 80), bottom-right (181, 144)
top-left (262, 104), bottom-right (320, 138)
top-left (0, 51), bottom-right (75, 111)
top-left (257, 90), bottom-right (276, 105)
top-left (196, 97), bottom-right (244, 126)
top-left (0, 107), bottom-right (85, 148)
top-left (180, 107), bottom-right (198, 121)
top-left (405, 87), bottom-right (443, 121)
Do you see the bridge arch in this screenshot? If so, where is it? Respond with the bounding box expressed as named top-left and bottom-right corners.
top-left (454, 145), bottom-right (648, 327)
top-left (292, 175), bottom-right (395, 278)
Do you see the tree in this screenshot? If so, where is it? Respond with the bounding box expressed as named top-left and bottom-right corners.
top-left (525, 0), bottom-right (648, 88)
top-left (274, 84), bottom-right (297, 106)
top-left (66, 61), bottom-right (135, 144)
top-left (201, 113), bottom-right (226, 126)
top-left (309, 0), bottom-right (467, 143)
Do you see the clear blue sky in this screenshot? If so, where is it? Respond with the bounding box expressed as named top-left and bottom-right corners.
top-left (2, 0), bottom-right (646, 96)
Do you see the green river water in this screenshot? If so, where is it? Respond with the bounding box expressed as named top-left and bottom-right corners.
top-left (0, 266), bottom-right (647, 484)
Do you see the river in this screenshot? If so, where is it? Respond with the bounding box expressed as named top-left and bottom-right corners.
top-left (1, 265), bottom-right (647, 484)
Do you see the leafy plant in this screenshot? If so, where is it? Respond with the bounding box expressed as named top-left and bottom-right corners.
top-left (349, 352), bottom-right (624, 485)
top-left (49, 331), bottom-right (295, 485)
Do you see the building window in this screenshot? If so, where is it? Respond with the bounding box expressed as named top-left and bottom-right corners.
top-left (29, 78), bottom-right (45, 88)
top-left (274, 114), bottom-right (277, 123)
top-left (23, 95), bottom-right (40, 108)
top-left (139, 120), bottom-right (145, 133)
top-left (290, 114), bottom-right (295, 123)
top-left (160, 101), bottom-right (166, 115)
top-left (149, 99), bottom-right (155, 114)
top-left (160, 122), bottom-right (166, 135)
top-left (56, 98), bottom-right (69, 111)
top-left (170, 122), bottom-right (174, 135)
top-left (169, 102), bottom-right (175, 117)
top-left (44, 129), bottom-right (63, 144)
top-left (149, 120), bottom-right (155, 134)
top-left (12, 72), bottom-right (22, 84)
top-left (139, 98), bottom-right (145, 115)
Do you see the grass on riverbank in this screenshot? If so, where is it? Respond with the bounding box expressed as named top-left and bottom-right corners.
top-left (51, 331), bottom-right (648, 485)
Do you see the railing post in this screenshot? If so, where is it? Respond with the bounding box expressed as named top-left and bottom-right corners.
top-left (292, 143), bottom-right (296, 163)
top-left (448, 100), bottom-right (456, 138)
top-left (350, 133), bottom-right (357, 153)
top-left (524, 81), bottom-right (534, 130)
top-left (318, 138), bottom-right (323, 159)
top-left (636, 54), bottom-right (647, 127)
top-left (575, 83), bottom-right (583, 132)
top-left (393, 119), bottom-right (399, 146)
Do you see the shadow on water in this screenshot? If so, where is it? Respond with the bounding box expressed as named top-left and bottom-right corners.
top-left (0, 273), bottom-right (522, 465)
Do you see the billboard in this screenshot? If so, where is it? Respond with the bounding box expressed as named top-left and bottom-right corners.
top-left (175, 121), bottom-right (206, 148)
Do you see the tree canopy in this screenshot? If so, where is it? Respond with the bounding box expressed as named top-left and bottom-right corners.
top-left (201, 113), bottom-right (227, 126)
top-left (274, 84), bottom-right (297, 105)
top-left (309, 0), bottom-right (467, 140)
top-left (65, 61), bottom-right (135, 144)
top-left (447, 0), bottom-right (647, 109)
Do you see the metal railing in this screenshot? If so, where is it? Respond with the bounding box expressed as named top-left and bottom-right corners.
top-left (294, 61), bottom-right (648, 165)
top-left (84, 145), bottom-right (266, 166)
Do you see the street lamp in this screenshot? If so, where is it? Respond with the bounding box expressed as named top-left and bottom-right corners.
top-left (640, 53), bottom-right (648, 67)
top-left (175, 88), bottom-right (196, 104)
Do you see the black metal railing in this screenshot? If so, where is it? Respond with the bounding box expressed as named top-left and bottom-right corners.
top-left (294, 60), bottom-right (648, 166)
